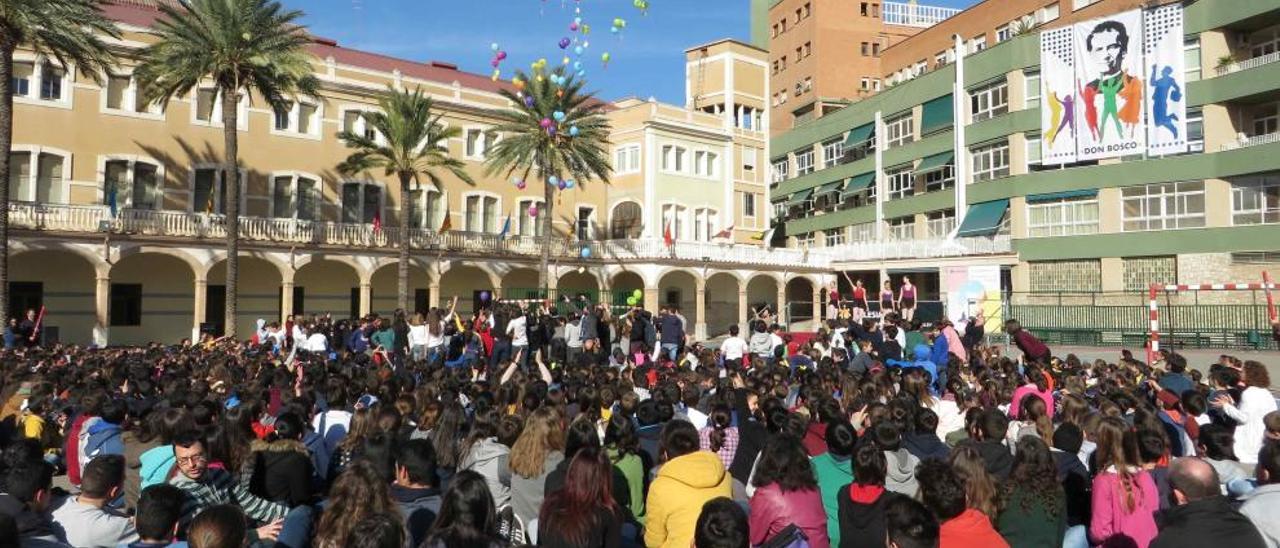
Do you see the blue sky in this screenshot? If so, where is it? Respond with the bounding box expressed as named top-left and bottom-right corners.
top-left (297, 0), bottom-right (977, 104)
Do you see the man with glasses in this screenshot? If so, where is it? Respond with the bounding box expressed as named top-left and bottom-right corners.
top-left (168, 431), bottom-right (285, 540)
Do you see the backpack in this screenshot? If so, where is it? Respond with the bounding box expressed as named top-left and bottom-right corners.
top-left (759, 524), bottom-right (810, 548)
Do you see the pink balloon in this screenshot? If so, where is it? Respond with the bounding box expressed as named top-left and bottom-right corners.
top-left (528, 206), bottom-right (539, 217)
top-left (540, 118), bottom-right (552, 128)
top-left (496, 50), bottom-right (507, 61)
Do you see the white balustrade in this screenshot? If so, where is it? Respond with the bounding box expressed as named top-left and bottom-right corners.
top-left (1215, 50), bottom-right (1280, 76)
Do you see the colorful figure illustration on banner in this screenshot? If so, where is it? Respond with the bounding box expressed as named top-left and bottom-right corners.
top-left (1150, 65), bottom-right (1182, 139)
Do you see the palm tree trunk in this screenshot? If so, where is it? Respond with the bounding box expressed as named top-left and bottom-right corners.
top-left (0, 47), bottom-right (14, 328)
top-left (221, 90), bottom-right (240, 338)
top-left (539, 172), bottom-right (553, 295)
top-left (397, 173), bottom-right (411, 312)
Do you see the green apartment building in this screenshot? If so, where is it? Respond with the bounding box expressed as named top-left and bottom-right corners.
top-left (768, 0), bottom-right (1280, 347)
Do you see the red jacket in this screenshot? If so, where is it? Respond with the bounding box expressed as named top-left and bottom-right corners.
top-left (64, 414), bottom-right (92, 486)
top-left (940, 508), bottom-right (1009, 548)
top-left (1013, 330), bottom-right (1050, 362)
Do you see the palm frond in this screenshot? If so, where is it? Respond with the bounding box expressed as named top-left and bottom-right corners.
top-left (0, 0), bottom-right (121, 84)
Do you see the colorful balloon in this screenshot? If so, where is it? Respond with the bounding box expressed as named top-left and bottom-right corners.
top-left (632, 289), bottom-right (642, 299)
top-left (539, 117), bottom-right (552, 128)
top-left (516, 180), bottom-right (527, 190)
top-left (581, 247), bottom-right (591, 258)
top-left (491, 69), bottom-right (500, 81)
top-left (490, 42), bottom-right (499, 51)
top-left (524, 95), bottom-right (535, 107)
top-left (569, 22), bottom-right (579, 31)
top-left (528, 206), bottom-right (539, 217)
top-left (558, 37), bottom-right (571, 49)
top-left (626, 296), bottom-right (638, 306)
top-left (548, 175), bottom-right (559, 185)
top-left (574, 45), bottom-right (584, 55)
top-left (557, 180), bottom-right (567, 190)
top-left (564, 179), bottom-right (575, 189)
top-left (601, 52), bottom-right (611, 64)
top-left (553, 111), bottom-right (566, 121)
top-left (568, 125), bottom-right (580, 137)
top-left (496, 50), bottom-right (507, 61)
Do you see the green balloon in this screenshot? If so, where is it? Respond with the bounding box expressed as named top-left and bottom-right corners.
top-left (632, 289), bottom-right (643, 299)
top-left (626, 296), bottom-right (638, 306)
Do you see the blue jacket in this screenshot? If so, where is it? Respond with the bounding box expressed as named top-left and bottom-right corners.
top-left (85, 420), bottom-right (124, 459)
top-left (930, 333), bottom-right (949, 370)
top-left (139, 445), bottom-right (175, 489)
top-left (347, 327), bottom-right (370, 353)
top-left (888, 345), bottom-right (939, 395)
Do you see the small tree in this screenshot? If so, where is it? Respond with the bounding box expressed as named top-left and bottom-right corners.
top-left (338, 86), bottom-right (472, 312)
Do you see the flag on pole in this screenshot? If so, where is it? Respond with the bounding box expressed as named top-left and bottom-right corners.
top-left (372, 208), bottom-right (383, 234)
top-left (106, 185), bottom-right (118, 218)
top-left (439, 213), bottom-right (452, 234)
top-left (751, 227), bottom-right (776, 248)
top-left (713, 225), bottom-right (735, 240)
top-left (498, 214), bottom-right (511, 240)
top-left (663, 221), bottom-right (674, 247)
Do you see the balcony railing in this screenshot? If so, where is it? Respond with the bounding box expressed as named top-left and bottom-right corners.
top-left (825, 234), bottom-right (1013, 262)
top-left (8, 202), bottom-right (830, 268)
top-left (883, 2), bottom-right (961, 28)
top-left (1215, 50), bottom-right (1280, 76)
top-left (1221, 131), bottom-right (1280, 151)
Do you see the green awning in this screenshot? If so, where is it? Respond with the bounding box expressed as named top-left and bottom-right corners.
top-left (815, 180), bottom-right (844, 197)
top-left (956, 199), bottom-right (1009, 237)
top-left (1026, 189), bottom-right (1099, 203)
top-left (786, 188), bottom-right (814, 207)
top-left (842, 172), bottom-right (875, 195)
top-left (843, 123), bottom-right (874, 146)
top-left (915, 152), bottom-right (954, 173)
top-left (920, 94), bottom-right (954, 135)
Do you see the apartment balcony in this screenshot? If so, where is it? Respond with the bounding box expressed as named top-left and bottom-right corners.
top-left (825, 234), bottom-right (1013, 263)
top-left (1221, 132), bottom-right (1280, 151)
top-left (8, 202), bottom-right (827, 269)
top-left (882, 2), bottom-right (961, 28)
top-left (1215, 50), bottom-right (1280, 77)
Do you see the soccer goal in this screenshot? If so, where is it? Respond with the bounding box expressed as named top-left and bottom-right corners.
top-left (1147, 271), bottom-right (1276, 364)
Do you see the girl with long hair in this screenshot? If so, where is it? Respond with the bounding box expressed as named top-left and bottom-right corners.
top-left (748, 436), bottom-right (830, 547)
top-left (328, 407), bottom-right (375, 482)
top-left (538, 447), bottom-right (623, 548)
top-left (698, 403), bottom-right (738, 470)
top-left (1009, 394), bottom-right (1055, 448)
top-left (458, 407), bottom-right (511, 508)
top-left (1089, 416), bottom-right (1158, 548)
top-left (948, 445), bottom-right (1000, 519)
top-left (423, 470), bottom-right (506, 548)
top-left (1009, 366), bottom-right (1054, 419)
top-left (1213, 360), bottom-right (1278, 464)
top-left (604, 413), bottom-right (646, 520)
top-left (313, 461), bottom-right (402, 548)
top-left (997, 436), bottom-right (1067, 547)
top-left (507, 406), bottom-right (565, 526)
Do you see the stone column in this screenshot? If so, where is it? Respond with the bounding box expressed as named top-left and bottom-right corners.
top-left (193, 273), bottom-right (208, 341)
top-left (737, 288), bottom-right (749, 333)
top-left (644, 287), bottom-right (660, 314)
top-left (812, 281), bottom-right (823, 325)
top-left (428, 282), bottom-right (441, 310)
top-left (776, 284), bottom-right (788, 326)
top-left (94, 274), bottom-right (110, 347)
top-left (280, 271), bottom-right (295, 324)
top-left (359, 280), bottom-right (372, 317)
top-left (695, 276), bottom-right (707, 340)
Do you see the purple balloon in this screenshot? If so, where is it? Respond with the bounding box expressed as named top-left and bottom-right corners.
top-left (479, 291), bottom-right (491, 302)
top-left (524, 95), bottom-right (535, 108)
top-left (558, 37), bottom-right (571, 49)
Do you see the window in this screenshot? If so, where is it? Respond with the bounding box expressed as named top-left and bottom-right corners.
top-left (1231, 174), bottom-right (1280, 225)
top-left (271, 174), bottom-right (320, 220)
top-left (861, 42), bottom-right (871, 56)
top-left (191, 88), bottom-right (246, 128)
top-left (693, 151), bottom-right (719, 177)
top-left (1184, 38), bottom-right (1201, 81)
top-left (1024, 71), bottom-right (1041, 108)
top-left (692, 208), bottom-right (717, 241)
top-left (274, 102), bottom-right (291, 130)
top-left (1249, 27), bottom-right (1280, 58)
top-left (1073, 0), bottom-right (1098, 10)
top-left (38, 63), bottom-right (63, 101)
top-left (342, 109), bottom-right (381, 142)
top-left (661, 145), bottom-right (688, 173)
top-left (465, 129), bottom-right (488, 159)
top-left (970, 81), bottom-right (1009, 122)
top-left (742, 192), bottom-right (757, 217)
top-left (1041, 2), bottom-right (1060, 22)
top-left (861, 2), bottom-right (869, 16)
top-left (969, 35), bottom-right (987, 54)
top-left (780, 56), bottom-right (787, 71)
top-left (825, 229), bottom-right (846, 247)
top-left (772, 159), bottom-right (790, 183)
top-left (796, 150), bottom-right (815, 176)
top-left (887, 216), bottom-right (914, 240)
top-left (803, 77), bottom-right (812, 93)
top-left (803, 3), bottom-right (811, 18)
top-left (463, 194), bottom-right (499, 233)
top-left (971, 142), bottom-right (1010, 182)
top-left (920, 164), bottom-right (954, 192)
top-left (1186, 107), bottom-right (1203, 152)
top-left (192, 167), bottom-right (248, 215)
top-left (340, 182), bottom-right (383, 224)
top-left (742, 147), bottom-right (757, 172)
top-left (106, 74), bottom-right (129, 110)
top-left (772, 24), bottom-right (779, 38)
top-left (860, 77), bottom-right (870, 90)
top-left (661, 204), bottom-right (686, 240)
top-left (872, 43), bottom-right (881, 56)
top-left (109, 284), bottom-right (142, 326)
top-left (516, 198), bottom-right (546, 236)
top-left (926, 209), bottom-right (956, 238)
top-left (611, 202), bottom-right (643, 239)
top-left (1122, 181), bottom-right (1206, 231)
top-left (885, 113), bottom-right (914, 148)
top-left (7, 151), bottom-right (67, 204)
top-left (407, 188), bottom-right (442, 229)
top-left (195, 89), bottom-right (216, 122)
top-left (104, 159), bottom-right (161, 211)
top-left (272, 101), bottom-right (319, 136)
top-left (996, 25), bottom-right (1011, 43)
top-left (614, 145), bottom-right (641, 174)
top-left (887, 166), bottom-right (913, 199)
top-left (803, 42), bottom-right (812, 57)
top-left (1025, 133), bottom-right (1043, 169)
top-left (568, 206), bottom-right (592, 240)
top-left (1252, 104), bottom-right (1278, 137)
top-left (11, 61), bottom-right (32, 97)
top-left (772, 61), bottom-right (779, 75)
top-left (850, 222), bottom-right (874, 242)
top-left (1028, 197), bottom-right (1099, 237)
top-left (822, 139), bottom-right (844, 168)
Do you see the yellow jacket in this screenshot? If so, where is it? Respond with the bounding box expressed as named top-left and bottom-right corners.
top-left (644, 450), bottom-right (732, 548)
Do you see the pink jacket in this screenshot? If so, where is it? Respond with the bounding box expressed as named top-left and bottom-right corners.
top-left (748, 483), bottom-right (830, 548)
top-left (1008, 384), bottom-right (1054, 419)
top-left (942, 325), bottom-right (966, 364)
top-left (1090, 469), bottom-right (1159, 548)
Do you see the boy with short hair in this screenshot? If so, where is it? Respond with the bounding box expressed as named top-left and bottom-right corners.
top-left (50, 454), bottom-right (139, 546)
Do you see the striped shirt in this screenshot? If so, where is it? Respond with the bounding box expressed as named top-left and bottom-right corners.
top-left (170, 467), bottom-right (287, 534)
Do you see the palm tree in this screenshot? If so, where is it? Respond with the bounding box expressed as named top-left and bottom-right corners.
top-left (135, 0), bottom-right (318, 338)
top-left (0, 0), bottom-right (118, 327)
top-left (337, 86), bottom-right (472, 312)
top-left (485, 69), bottom-right (611, 292)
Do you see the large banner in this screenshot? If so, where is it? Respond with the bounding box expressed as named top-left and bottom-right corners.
top-left (1038, 5), bottom-right (1185, 164)
top-left (943, 265), bottom-right (1003, 327)
top-left (1144, 3), bottom-right (1188, 155)
top-left (1074, 9), bottom-right (1146, 160)
top-left (1040, 27), bottom-right (1078, 164)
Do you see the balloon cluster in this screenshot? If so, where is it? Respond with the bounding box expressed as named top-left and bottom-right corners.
top-left (624, 288), bottom-right (643, 307)
top-left (489, 42), bottom-right (508, 81)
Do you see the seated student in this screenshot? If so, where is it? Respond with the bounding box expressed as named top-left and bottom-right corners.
top-left (128, 484), bottom-right (190, 548)
top-left (186, 505), bottom-right (248, 548)
top-left (1151, 457), bottom-right (1267, 548)
top-left (392, 439), bottom-right (443, 548)
top-left (916, 460), bottom-right (1009, 548)
top-left (694, 497), bottom-right (748, 548)
top-left (50, 454), bottom-right (139, 546)
top-left (347, 514), bottom-right (406, 548)
top-left (1051, 423), bottom-right (1093, 533)
top-left (838, 443), bottom-right (909, 548)
top-left (885, 496), bottom-right (940, 548)
top-left (1240, 442), bottom-right (1280, 547)
top-left (0, 460), bottom-right (63, 547)
top-left (958, 408), bottom-right (1013, 481)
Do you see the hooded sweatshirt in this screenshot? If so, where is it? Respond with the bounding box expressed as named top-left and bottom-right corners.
top-left (644, 450), bottom-right (732, 548)
top-left (837, 484), bottom-right (907, 548)
top-left (392, 484), bottom-right (443, 548)
top-left (940, 508), bottom-right (1009, 548)
top-left (139, 445), bottom-right (176, 490)
top-left (888, 345), bottom-right (939, 395)
top-left (83, 420), bottom-right (124, 465)
top-left (459, 438), bottom-right (511, 508)
top-left (883, 449), bottom-right (920, 498)
top-left (1240, 483), bottom-right (1280, 548)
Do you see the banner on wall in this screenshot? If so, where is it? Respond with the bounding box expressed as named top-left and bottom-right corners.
top-left (1040, 26), bottom-right (1079, 164)
top-left (943, 265), bottom-right (1003, 327)
top-left (1038, 5), bottom-right (1186, 163)
top-left (1144, 3), bottom-right (1188, 156)
top-left (1074, 8), bottom-right (1146, 161)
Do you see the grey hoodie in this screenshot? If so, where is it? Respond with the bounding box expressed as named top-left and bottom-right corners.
top-left (884, 449), bottom-right (920, 498)
top-left (1240, 483), bottom-right (1280, 548)
top-left (460, 438), bottom-right (512, 508)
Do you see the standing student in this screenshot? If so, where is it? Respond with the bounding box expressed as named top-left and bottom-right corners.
top-left (1213, 361), bottom-right (1277, 464)
top-left (880, 281), bottom-right (896, 316)
top-left (852, 279), bottom-right (869, 316)
top-left (898, 276), bottom-right (917, 323)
